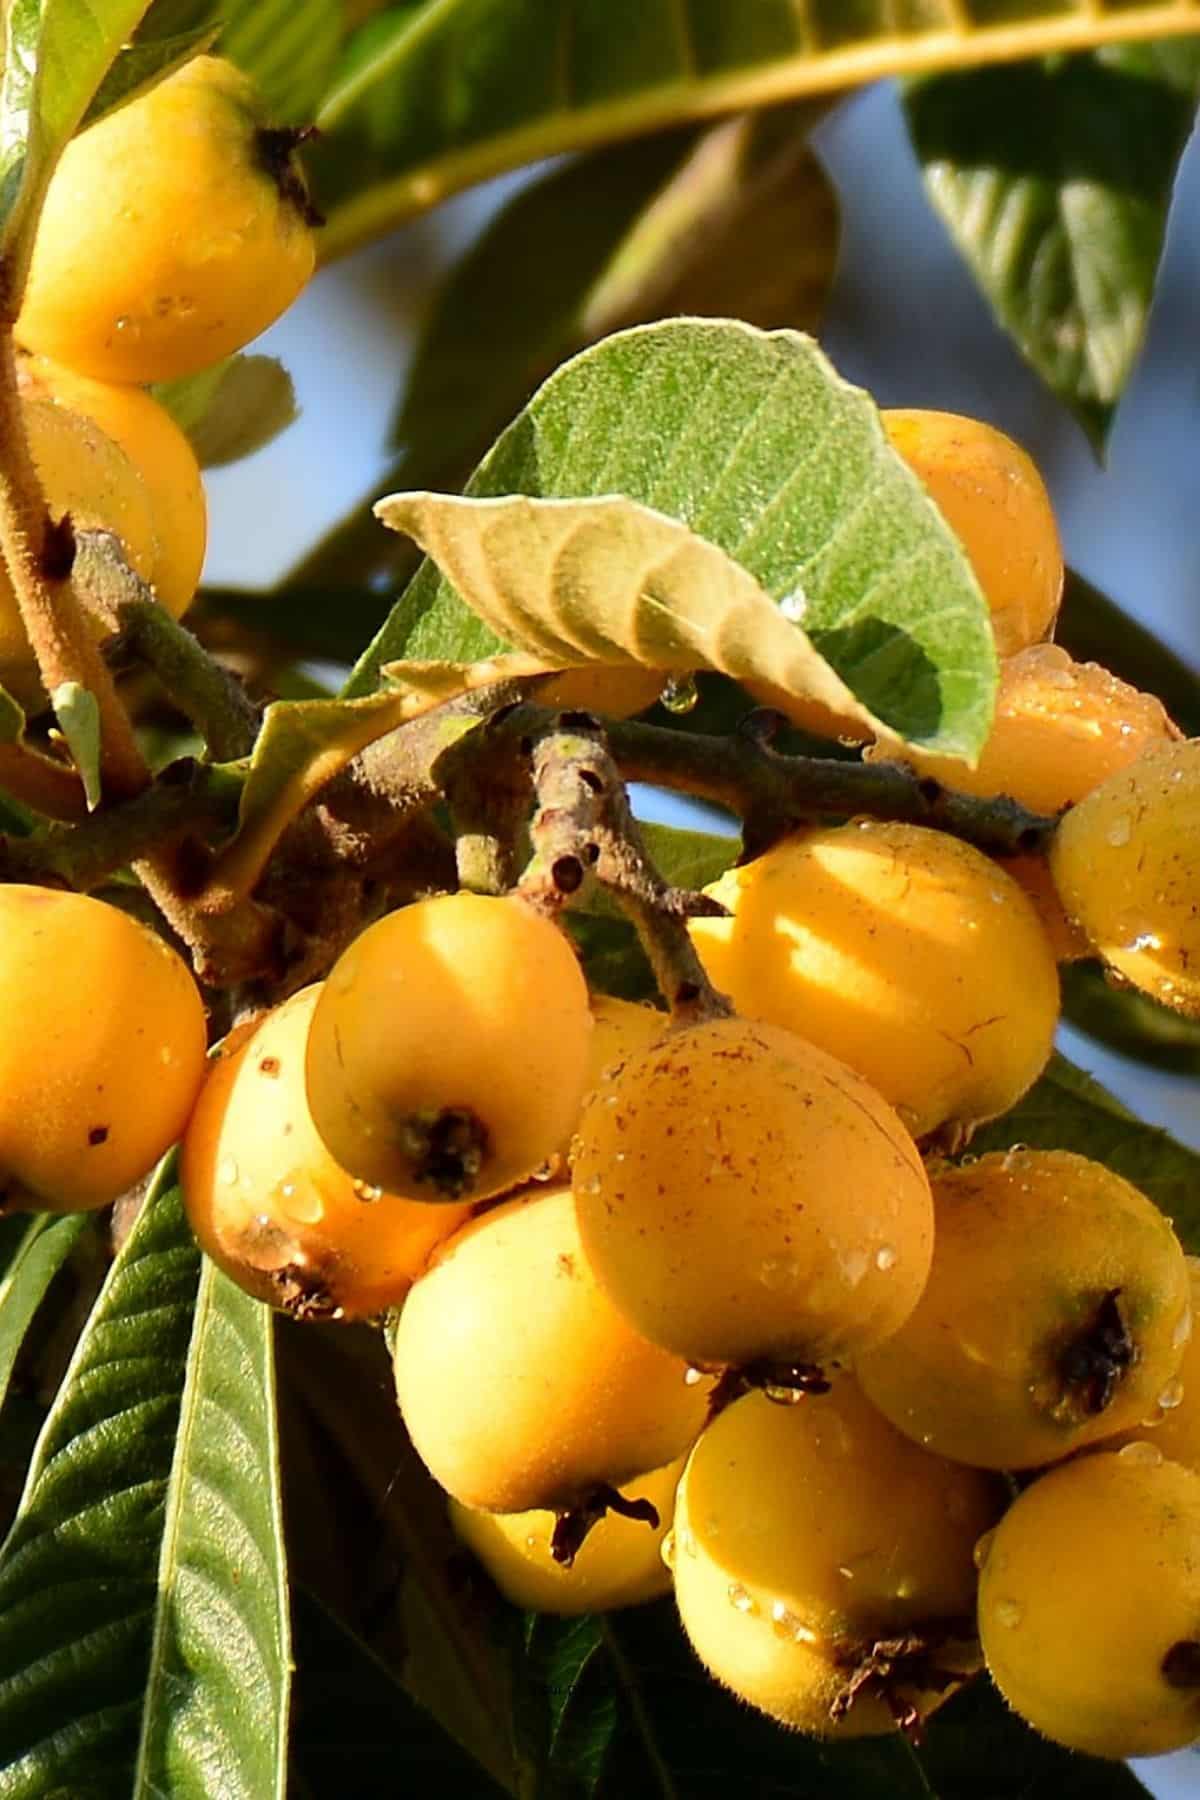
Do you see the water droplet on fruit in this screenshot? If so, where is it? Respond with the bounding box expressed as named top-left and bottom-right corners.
top-left (1106, 814), bottom-right (1132, 847)
top-left (218, 1155), bottom-right (240, 1187)
top-left (1157, 1378), bottom-right (1185, 1412)
top-left (875, 1245), bottom-right (897, 1272)
top-left (1118, 1440), bottom-right (1163, 1467)
top-left (684, 1366), bottom-right (705, 1386)
top-left (352, 1180), bottom-right (383, 1204)
top-left (973, 1530), bottom-right (996, 1570)
top-left (779, 586), bottom-right (808, 624)
top-left (660, 673), bottom-right (699, 714)
top-left (994, 1599), bottom-right (1022, 1629)
top-left (728, 1583), bottom-right (756, 1614)
top-left (660, 1531), bottom-right (676, 1571)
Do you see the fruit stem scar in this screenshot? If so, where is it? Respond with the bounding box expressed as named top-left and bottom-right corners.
top-left (550, 1482), bottom-right (661, 1567)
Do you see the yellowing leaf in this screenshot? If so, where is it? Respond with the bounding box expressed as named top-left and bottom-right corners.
top-left (375, 491), bottom-right (884, 740)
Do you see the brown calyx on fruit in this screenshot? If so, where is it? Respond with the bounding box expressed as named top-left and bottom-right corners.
top-left (399, 1106), bottom-right (490, 1199)
top-left (255, 126), bottom-right (325, 228)
top-left (1055, 1288), bottom-right (1136, 1418)
top-left (550, 1482), bottom-right (662, 1568)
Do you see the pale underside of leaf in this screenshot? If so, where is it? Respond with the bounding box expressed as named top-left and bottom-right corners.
top-left (316, 0), bottom-right (1200, 258)
top-left (375, 491), bottom-right (884, 741)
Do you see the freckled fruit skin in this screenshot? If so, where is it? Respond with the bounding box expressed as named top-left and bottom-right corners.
top-left (0, 886), bottom-right (207, 1211)
top-left (673, 1383), bottom-right (1003, 1735)
top-left (856, 1150), bottom-right (1191, 1470)
top-left (392, 1186), bottom-right (712, 1513)
top-left (307, 893), bottom-right (592, 1202)
top-left (689, 823), bottom-right (1059, 1139)
top-left (449, 1455), bottom-right (685, 1615)
top-left (978, 1454), bottom-right (1200, 1758)
top-left (18, 353), bottom-right (207, 618)
top-left (1051, 738), bottom-right (1200, 1016)
top-left (869, 645), bottom-right (1179, 817)
top-left (571, 1017), bottom-right (933, 1370)
top-left (881, 410), bottom-right (1063, 657)
top-left (554, 993), bottom-right (669, 1165)
top-left (0, 398), bottom-right (158, 706)
top-left (182, 985), bottom-right (469, 1320)
top-left (16, 56), bottom-right (316, 382)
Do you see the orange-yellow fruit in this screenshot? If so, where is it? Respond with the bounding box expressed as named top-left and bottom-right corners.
top-left (18, 352), bottom-right (206, 617)
top-left (392, 1186), bottom-right (712, 1513)
top-left (867, 644), bottom-right (1180, 816)
top-left (449, 1455), bottom-right (684, 1614)
top-left (553, 994), bottom-right (668, 1164)
top-left (0, 885), bottom-right (207, 1210)
top-left (689, 823), bottom-right (1059, 1139)
top-left (1106, 1259), bottom-right (1200, 1473)
top-left (306, 892), bottom-right (592, 1202)
top-left (978, 1453), bottom-right (1200, 1757)
top-left (1050, 738), bottom-right (1200, 1016)
top-left (673, 1381), bottom-right (1003, 1735)
top-left (0, 397), bottom-right (159, 706)
top-left (181, 985), bottom-right (470, 1320)
top-left (17, 56), bottom-right (316, 382)
top-left (856, 1150), bottom-right (1191, 1470)
top-left (571, 1017), bottom-right (933, 1371)
top-left (881, 409), bottom-right (1063, 656)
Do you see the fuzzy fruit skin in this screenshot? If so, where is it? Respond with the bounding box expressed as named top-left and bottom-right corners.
top-left (689, 823), bottom-right (1059, 1140)
top-left (673, 1382), bottom-right (1002, 1736)
top-left (182, 986), bottom-right (470, 1320)
top-left (856, 1150), bottom-right (1191, 1471)
top-left (571, 1017), bottom-right (933, 1370)
top-left (978, 1453), bottom-right (1200, 1758)
top-left (881, 409), bottom-right (1063, 657)
top-left (1050, 738), bottom-right (1200, 1017)
top-left (306, 893), bottom-right (592, 1202)
top-left (1106, 1259), bottom-right (1200, 1472)
top-left (449, 1455), bottom-right (684, 1615)
top-left (393, 1186), bottom-right (712, 1514)
top-left (18, 353), bottom-right (206, 619)
top-left (0, 398), bottom-right (159, 706)
top-left (16, 57), bottom-right (316, 382)
top-left (0, 886), bottom-right (207, 1210)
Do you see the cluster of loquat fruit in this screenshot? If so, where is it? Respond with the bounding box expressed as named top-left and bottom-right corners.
top-left (0, 53), bottom-right (1199, 1767)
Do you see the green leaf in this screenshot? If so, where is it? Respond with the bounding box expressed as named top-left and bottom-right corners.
top-left (377, 491), bottom-right (884, 740)
top-left (970, 1053), bottom-right (1200, 1250)
top-left (131, 1261), bottom-right (290, 1799)
top-left (1056, 566), bottom-right (1200, 736)
top-left (83, 26), bottom-right (214, 127)
top-left (127, 0), bottom-right (345, 121)
top-left (310, 0), bottom-right (1200, 258)
top-left (905, 50), bottom-right (1200, 444)
top-left (0, 1214), bottom-right (89, 1415)
top-left (0, 1162), bottom-right (201, 1797)
top-left (50, 681), bottom-right (101, 809)
top-left (355, 320), bottom-right (998, 761)
top-left (638, 821), bottom-right (736, 894)
top-left (1062, 960), bottom-right (1200, 1076)
top-left (153, 356), bottom-right (298, 468)
top-left (0, 0), bottom-right (153, 290)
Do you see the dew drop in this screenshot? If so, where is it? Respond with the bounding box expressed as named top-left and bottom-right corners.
top-left (352, 1180), bottom-right (383, 1204)
top-left (779, 586), bottom-right (809, 624)
top-left (660, 1530), bottom-right (676, 1571)
top-left (837, 1564), bottom-right (855, 1582)
top-left (994, 1599), bottom-right (1023, 1629)
top-left (1118, 1440), bottom-right (1163, 1467)
top-left (875, 1245), bottom-right (897, 1272)
top-left (1157, 1378), bottom-right (1185, 1412)
top-left (660, 673), bottom-right (699, 715)
top-left (728, 1583), bottom-right (757, 1614)
top-left (1106, 814), bottom-right (1132, 848)
top-left (684, 1366), bottom-right (706, 1386)
top-left (973, 1529), bottom-right (996, 1571)
top-left (217, 1154), bottom-right (240, 1187)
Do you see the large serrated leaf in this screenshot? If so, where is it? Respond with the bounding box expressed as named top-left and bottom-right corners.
top-left (906, 49), bottom-right (1200, 445)
top-left (377, 491), bottom-right (883, 739)
top-left (0, 1213), bottom-right (89, 1415)
top-left (970, 1052), bottom-right (1200, 1249)
top-left (0, 1162), bottom-right (201, 1798)
top-left (353, 320), bottom-right (998, 760)
top-left (310, 0), bottom-right (1200, 258)
top-left (131, 1261), bottom-right (289, 1800)
top-left (0, 0), bottom-right (153, 288)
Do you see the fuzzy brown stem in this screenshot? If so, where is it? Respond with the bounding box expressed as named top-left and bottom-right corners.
top-left (0, 332), bottom-right (148, 799)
